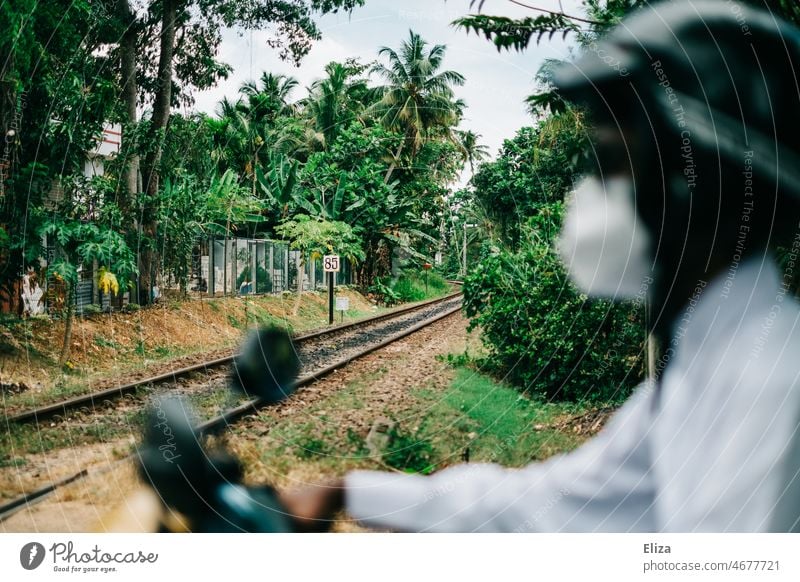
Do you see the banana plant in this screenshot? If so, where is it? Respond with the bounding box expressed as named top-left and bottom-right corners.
top-left (256, 154), bottom-right (303, 219)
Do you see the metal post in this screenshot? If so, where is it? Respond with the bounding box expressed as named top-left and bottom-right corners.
top-left (328, 271), bottom-right (334, 325)
top-left (462, 222), bottom-right (467, 277)
top-left (232, 239), bottom-right (239, 295)
top-left (268, 243), bottom-right (274, 292)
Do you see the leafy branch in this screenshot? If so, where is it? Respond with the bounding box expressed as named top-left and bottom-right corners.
top-left (453, 0), bottom-right (610, 51)
top-left (453, 13), bottom-right (581, 51)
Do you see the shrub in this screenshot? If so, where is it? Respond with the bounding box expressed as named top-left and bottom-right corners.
top-left (463, 208), bottom-right (645, 403)
top-left (383, 426), bottom-right (436, 474)
top-left (391, 275), bottom-right (426, 302)
top-left (370, 271), bottom-right (450, 305)
top-left (82, 304), bottom-right (103, 316)
top-left (236, 265), bottom-right (272, 294)
top-left (368, 278), bottom-right (400, 306)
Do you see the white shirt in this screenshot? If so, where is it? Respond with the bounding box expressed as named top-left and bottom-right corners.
top-left (344, 255), bottom-right (800, 532)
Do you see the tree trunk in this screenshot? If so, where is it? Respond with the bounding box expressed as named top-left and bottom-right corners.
top-left (139, 0), bottom-right (178, 304)
top-left (252, 147), bottom-right (261, 199)
top-left (116, 0), bottom-right (139, 308)
top-left (117, 0), bottom-right (138, 206)
top-left (383, 140), bottom-right (405, 184)
top-left (59, 286), bottom-right (75, 366)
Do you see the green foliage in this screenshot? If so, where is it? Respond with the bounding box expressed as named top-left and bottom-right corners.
top-left (305, 60), bottom-right (369, 148)
top-left (395, 271), bottom-right (449, 301)
top-left (389, 276), bottom-right (426, 303)
top-left (0, 1), bottom-right (117, 292)
top-left (370, 271), bottom-right (449, 305)
top-left (454, 13), bottom-right (581, 51)
top-left (256, 153), bottom-right (301, 221)
top-left (382, 426), bottom-right (436, 474)
top-left (275, 215), bottom-right (365, 264)
top-left (368, 278), bottom-right (401, 307)
top-left (463, 209), bottom-right (645, 402)
top-left (83, 304), bottom-right (103, 316)
top-left (237, 264), bottom-right (273, 294)
top-left (158, 168), bottom-right (264, 292)
top-left (294, 435), bottom-right (331, 459)
top-left (2, 9), bottom-right (474, 310)
top-left (370, 30), bottom-right (465, 157)
top-left (470, 119), bottom-right (587, 249)
top-left (38, 215), bottom-right (137, 292)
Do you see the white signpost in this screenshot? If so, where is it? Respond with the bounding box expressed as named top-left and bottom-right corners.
top-left (323, 255), bottom-right (340, 272)
top-left (324, 255), bottom-right (341, 324)
top-left (335, 296), bottom-right (349, 323)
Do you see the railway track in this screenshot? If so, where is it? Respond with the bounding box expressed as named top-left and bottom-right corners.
top-left (5, 290), bottom-right (462, 425)
top-left (0, 291), bottom-right (463, 522)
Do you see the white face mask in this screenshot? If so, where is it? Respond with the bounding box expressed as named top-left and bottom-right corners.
top-left (557, 175), bottom-right (653, 299)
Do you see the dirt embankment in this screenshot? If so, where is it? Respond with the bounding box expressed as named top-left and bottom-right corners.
top-left (0, 288), bottom-right (379, 400)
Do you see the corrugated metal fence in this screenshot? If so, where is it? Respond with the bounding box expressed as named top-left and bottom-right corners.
top-left (50, 236), bottom-right (354, 316)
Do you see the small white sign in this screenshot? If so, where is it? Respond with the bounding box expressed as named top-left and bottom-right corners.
top-left (336, 297), bottom-right (350, 312)
top-left (323, 255), bottom-right (340, 272)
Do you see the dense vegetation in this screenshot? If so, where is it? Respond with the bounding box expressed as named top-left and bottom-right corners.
top-left (4, 0), bottom-right (798, 391)
top-left (453, 0), bottom-right (800, 402)
top-left (0, 2), bottom-right (474, 305)
top-left (0, 2), bottom-right (483, 363)
top-left (462, 119), bottom-right (646, 402)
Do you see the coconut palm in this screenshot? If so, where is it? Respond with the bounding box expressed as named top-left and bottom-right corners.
top-left (303, 61), bottom-right (368, 150)
top-left (369, 30), bottom-right (465, 182)
top-left (456, 129), bottom-right (490, 174)
top-left (240, 72), bottom-right (299, 123)
top-left (211, 74), bottom-right (300, 195)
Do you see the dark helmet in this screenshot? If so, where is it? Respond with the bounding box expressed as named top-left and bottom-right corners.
top-left (553, 0), bottom-right (800, 330)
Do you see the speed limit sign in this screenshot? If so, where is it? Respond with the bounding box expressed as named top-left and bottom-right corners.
top-left (323, 255), bottom-right (340, 272)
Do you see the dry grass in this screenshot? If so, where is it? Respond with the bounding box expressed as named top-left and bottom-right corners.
top-left (0, 288), bottom-right (380, 409)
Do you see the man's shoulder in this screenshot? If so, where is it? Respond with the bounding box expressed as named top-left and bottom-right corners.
top-left (743, 291), bottom-right (800, 364)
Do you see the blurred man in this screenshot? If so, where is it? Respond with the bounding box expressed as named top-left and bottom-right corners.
top-left (281, 0), bottom-right (800, 532)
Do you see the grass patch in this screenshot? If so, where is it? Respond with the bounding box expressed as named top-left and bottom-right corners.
top-left (392, 271), bottom-right (450, 302)
top-left (227, 360), bottom-right (602, 492)
top-left (370, 271), bottom-right (452, 305)
top-left (93, 335), bottom-right (121, 350)
top-left (134, 339), bottom-right (146, 357)
top-left (0, 455), bottom-right (27, 468)
top-left (0, 416), bottom-right (139, 457)
top-left (294, 435), bottom-right (332, 459)
top-left (414, 368), bottom-right (590, 467)
top-left (244, 302), bottom-right (285, 328)
top-left (382, 425), bottom-right (436, 474)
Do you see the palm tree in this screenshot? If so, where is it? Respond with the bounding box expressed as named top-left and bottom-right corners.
top-left (240, 72), bottom-right (299, 123)
top-left (370, 30), bottom-right (465, 183)
top-left (211, 74), bottom-right (300, 196)
top-left (303, 61), bottom-right (368, 150)
top-left (208, 97), bottom-right (246, 170)
top-left (456, 129), bottom-right (490, 174)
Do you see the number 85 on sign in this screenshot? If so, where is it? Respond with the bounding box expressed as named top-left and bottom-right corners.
top-left (324, 255), bottom-right (340, 272)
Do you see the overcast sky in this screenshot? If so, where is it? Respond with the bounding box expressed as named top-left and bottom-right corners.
top-left (189, 0), bottom-right (586, 166)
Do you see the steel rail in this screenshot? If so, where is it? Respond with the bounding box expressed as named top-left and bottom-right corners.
top-left (5, 291), bottom-right (462, 425)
